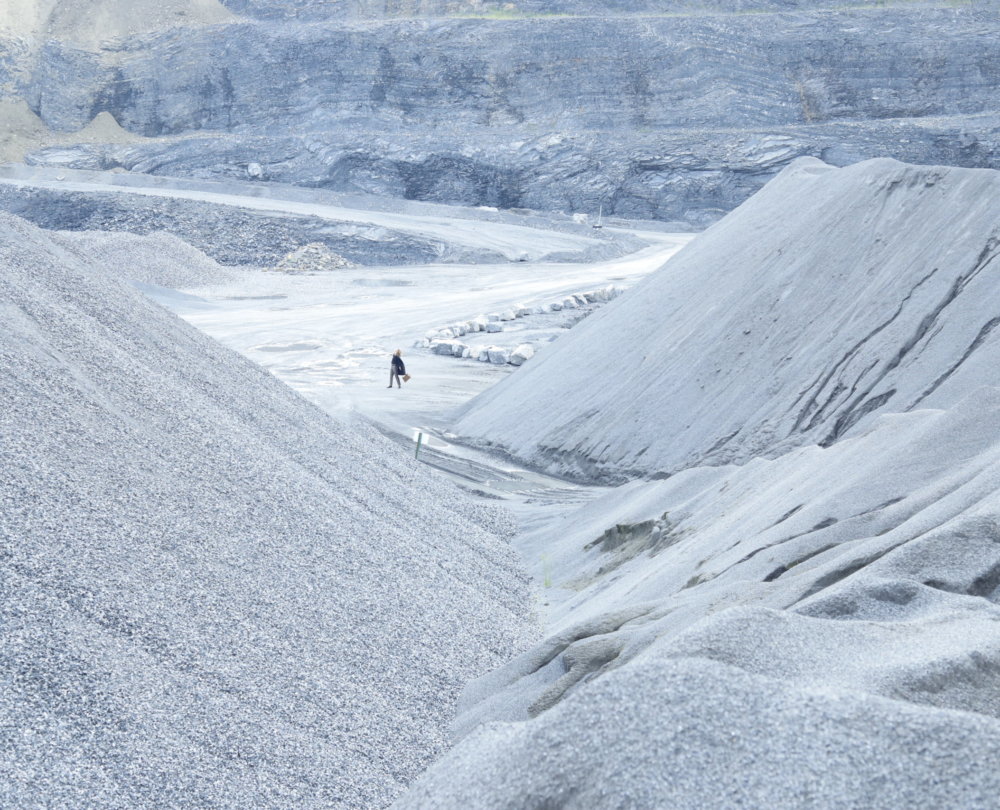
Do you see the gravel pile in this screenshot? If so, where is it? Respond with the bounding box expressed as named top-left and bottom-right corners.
top-left (274, 242), bottom-right (356, 273)
top-left (393, 159), bottom-right (1000, 809)
top-left (398, 418), bottom-right (1000, 807)
top-left (399, 655), bottom-right (1000, 810)
top-left (53, 228), bottom-right (241, 288)
top-left (0, 185), bottom-right (442, 266)
top-left (0, 213), bottom-right (531, 809)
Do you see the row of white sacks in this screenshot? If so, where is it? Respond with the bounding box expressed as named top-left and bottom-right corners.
top-left (419, 285), bottom-right (621, 343)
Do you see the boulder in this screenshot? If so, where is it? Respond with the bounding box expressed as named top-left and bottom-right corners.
top-left (488, 347), bottom-right (511, 365)
top-left (431, 340), bottom-right (460, 355)
top-left (509, 344), bottom-right (535, 366)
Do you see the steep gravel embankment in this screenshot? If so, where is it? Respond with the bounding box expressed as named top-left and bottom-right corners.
top-left (453, 158), bottom-right (1000, 482)
top-left (0, 213), bottom-right (531, 809)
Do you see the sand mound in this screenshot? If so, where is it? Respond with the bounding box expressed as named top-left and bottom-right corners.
top-left (397, 362), bottom-right (1000, 809)
top-left (400, 655), bottom-right (1000, 809)
top-left (0, 99), bottom-right (57, 164)
top-left (76, 111), bottom-right (136, 142)
top-left (0, 213), bottom-right (529, 808)
top-left (0, 100), bottom-right (141, 164)
top-left (452, 157), bottom-right (1000, 482)
top-left (393, 159), bottom-right (1000, 807)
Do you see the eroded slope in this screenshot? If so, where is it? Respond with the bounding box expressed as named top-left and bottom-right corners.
top-left (453, 157), bottom-right (1000, 481)
top-left (398, 347), bottom-right (1000, 809)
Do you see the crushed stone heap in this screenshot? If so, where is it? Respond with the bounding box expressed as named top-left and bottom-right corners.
top-left (395, 160), bottom-right (1000, 810)
top-left (53, 227), bottom-right (241, 288)
top-left (274, 242), bottom-right (357, 273)
top-left (0, 214), bottom-right (530, 809)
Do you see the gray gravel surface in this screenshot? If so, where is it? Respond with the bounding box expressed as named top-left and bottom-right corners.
top-left (0, 213), bottom-right (532, 809)
top-left (397, 383), bottom-right (1000, 808)
top-left (397, 656), bottom-right (1000, 809)
top-left (51, 228), bottom-right (242, 288)
top-left (393, 158), bottom-right (1000, 808)
top-left (0, 185), bottom-right (446, 267)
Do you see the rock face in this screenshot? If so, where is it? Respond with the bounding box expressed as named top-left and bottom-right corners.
top-left (0, 0), bottom-right (234, 48)
top-left (452, 158), bottom-right (1000, 482)
top-left (0, 213), bottom-right (529, 808)
top-left (0, 165), bottom-right (634, 266)
top-left (4, 3), bottom-right (1000, 224)
top-left (0, 182), bottom-right (446, 266)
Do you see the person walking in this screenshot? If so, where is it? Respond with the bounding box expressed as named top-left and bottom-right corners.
top-left (389, 349), bottom-right (406, 388)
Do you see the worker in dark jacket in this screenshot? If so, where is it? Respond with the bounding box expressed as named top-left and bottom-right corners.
top-left (389, 349), bottom-right (406, 388)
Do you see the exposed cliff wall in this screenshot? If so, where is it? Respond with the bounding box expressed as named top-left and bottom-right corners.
top-left (216, 0), bottom-right (942, 20)
top-left (24, 12), bottom-right (1000, 135)
top-left (3, 3), bottom-right (1000, 223)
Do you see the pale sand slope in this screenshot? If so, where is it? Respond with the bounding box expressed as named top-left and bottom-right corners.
top-left (0, 0), bottom-right (234, 49)
top-left (0, 99), bottom-right (142, 164)
top-left (451, 157), bottom-right (1000, 482)
top-left (0, 212), bottom-right (530, 809)
top-left (393, 158), bottom-right (1000, 808)
top-left (397, 347), bottom-right (1000, 809)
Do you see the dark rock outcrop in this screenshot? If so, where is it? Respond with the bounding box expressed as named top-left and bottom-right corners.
top-left (4, 3), bottom-right (1000, 224)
